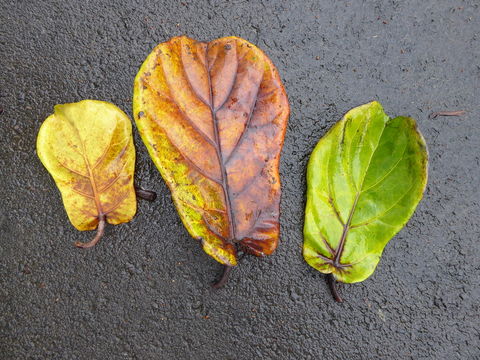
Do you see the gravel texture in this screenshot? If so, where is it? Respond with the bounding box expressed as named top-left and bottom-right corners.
top-left (1, 1), bottom-right (479, 359)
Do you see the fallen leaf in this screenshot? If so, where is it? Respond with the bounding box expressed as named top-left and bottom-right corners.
top-left (303, 101), bottom-right (428, 301)
top-left (37, 100), bottom-right (137, 248)
top-left (133, 36), bottom-right (289, 280)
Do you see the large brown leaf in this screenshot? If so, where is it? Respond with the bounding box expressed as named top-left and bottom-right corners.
top-left (133, 36), bottom-right (289, 269)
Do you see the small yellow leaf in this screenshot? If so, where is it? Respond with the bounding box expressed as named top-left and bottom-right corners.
top-left (36, 100), bottom-right (136, 247)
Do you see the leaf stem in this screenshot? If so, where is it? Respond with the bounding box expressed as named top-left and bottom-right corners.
top-left (326, 273), bottom-right (343, 303)
top-left (75, 214), bottom-right (106, 249)
top-left (212, 265), bottom-right (233, 289)
top-left (135, 186), bottom-right (157, 202)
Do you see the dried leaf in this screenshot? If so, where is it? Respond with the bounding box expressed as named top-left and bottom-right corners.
top-left (303, 101), bottom-right (428, 301)
top-left (36, 100), bottom-right (137, 248)
top-left (133, 36), bottom-right (289, 270)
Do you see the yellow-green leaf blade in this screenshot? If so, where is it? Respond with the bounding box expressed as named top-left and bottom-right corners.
top-left (304, 101), bottom-right (428, 283)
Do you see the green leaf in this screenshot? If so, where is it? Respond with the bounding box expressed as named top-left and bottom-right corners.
top-left (303, 101), bottom-right (428, 289)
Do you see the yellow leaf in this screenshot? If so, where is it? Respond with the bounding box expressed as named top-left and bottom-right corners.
top-left (36, 100), bottom-right (136, 248)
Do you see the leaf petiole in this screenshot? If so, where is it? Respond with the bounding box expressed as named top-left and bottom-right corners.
top-left (75, 214), bottom-right (106, 249)
top-left (135, 186), bottom-right (157, 202)
top-left (326, 274), bottom-right (343, 303)
top-left (212, 265), bottom-right (233, 289)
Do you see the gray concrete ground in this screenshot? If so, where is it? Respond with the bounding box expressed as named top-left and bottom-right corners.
top-left (1, 1), bottom-right (479, 359)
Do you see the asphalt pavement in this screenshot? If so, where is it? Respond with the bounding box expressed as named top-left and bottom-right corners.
top-left (1, 1), bottom-right (479, 359)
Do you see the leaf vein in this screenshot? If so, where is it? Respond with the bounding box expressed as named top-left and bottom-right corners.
top-left (179, 44), bottom-right (211, 107)
top-left (98, 163), bottom-right (129, 193)
top-left (56, 160), bottom-right (89, 178)
top-left (171, 140), bottom-right (223, 185)
top-left (360, 145), bottom-right (408, 194)
top-left (350, 185), bottom-right (414, 229)
top-left (148, 85), bottom-right (216, 148)
top-left (224, 81), bottom-right (262, 165)
top-left (71, 187), bottom-right (94, 199)
top-left (103, 192), bottom-right (129, 215)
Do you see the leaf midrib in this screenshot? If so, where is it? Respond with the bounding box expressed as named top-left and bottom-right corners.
top-left (72, 123), bottom-right (103, 218)
top-left (203, 42), bottom-right (239, 242)
top-left (60, 119), bottom-right (129, 219)
top-left (328, 117), bottom-right (387, 268)
top-left (174, 40), bottom-right (262, 243)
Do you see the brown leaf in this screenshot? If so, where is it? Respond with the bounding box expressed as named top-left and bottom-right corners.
top-left (133, 36), bottom-right (289, 266)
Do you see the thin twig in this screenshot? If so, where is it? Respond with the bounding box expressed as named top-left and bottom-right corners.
top-left (428, 110), bottom-right (466, 119)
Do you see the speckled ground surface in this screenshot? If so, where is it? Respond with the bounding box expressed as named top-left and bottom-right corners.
top-left (1, 1), bottom-right (479, 359)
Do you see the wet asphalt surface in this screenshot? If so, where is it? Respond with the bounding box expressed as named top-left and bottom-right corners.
top-left (1, 1), bottom-right (479, 359)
